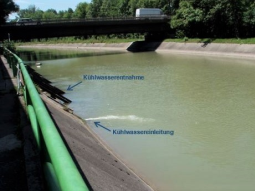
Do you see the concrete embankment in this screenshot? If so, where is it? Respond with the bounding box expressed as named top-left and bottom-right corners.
top-left (40, 93), bottom-right (153, 191)
top-left (18, 43), bottom-right (132, 52)
top-left (157, 42), bottom-right (255, 59)
top-left (18, 41), bottom-right (255, 59)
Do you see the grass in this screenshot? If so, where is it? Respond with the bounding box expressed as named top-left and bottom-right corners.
top-left (15, 36), bottom-right (144, 46)
top-left (165, 38), bottom-right (255, 44)
top-left (15, 36), bottom-right (255, 45)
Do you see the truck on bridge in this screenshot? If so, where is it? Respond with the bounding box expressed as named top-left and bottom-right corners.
top-left (135, 8), bottom-right (165, 18)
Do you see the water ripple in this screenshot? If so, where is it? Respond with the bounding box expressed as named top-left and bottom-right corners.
top-left (85, 115), bottom-right (155, 122)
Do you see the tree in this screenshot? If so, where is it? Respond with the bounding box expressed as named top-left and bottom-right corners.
top-left (18, 5), bottom-right (43, 19)
top-left (63, 8), bottom-right (74, 19)
top-left (58, 10), bottom-right (65, 18)
top-left (171, 1), bottom-right (203, 37)
top-left (43, 9), bottom-right (58, 19)
top-left (242, 2), bottom-right (255, 37)
top-left (88, 0), bottom-right (103, 17)
top-left (73, 2), bottom-right (88, 18)
top-left (171, 0), bottom-right (249, 38)
top-left (119, 0), bottom-right (130, 16)
top-left (0, 0), bottom-right (19, 24)
top-left (128, 0), bottom-right (138, 16)
top-left (171, 0), bottom-right (180, 13)
top-left (100, 0), bottom-right (119, 17)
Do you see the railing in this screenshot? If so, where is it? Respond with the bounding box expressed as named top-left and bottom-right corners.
top-left (3, 16), bottom-right (170, 26)
top-left (3, 48), bottom-right (89, 191)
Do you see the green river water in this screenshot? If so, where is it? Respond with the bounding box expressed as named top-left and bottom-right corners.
top-left (18, 48), bottom-right (255, 191)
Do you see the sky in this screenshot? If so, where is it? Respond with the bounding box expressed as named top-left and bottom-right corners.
top-left (9, 0), bottom-right (91, 19)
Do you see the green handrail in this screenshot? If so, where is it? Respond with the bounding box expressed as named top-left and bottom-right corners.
top-left (4, 48), bottom-right (89, 191)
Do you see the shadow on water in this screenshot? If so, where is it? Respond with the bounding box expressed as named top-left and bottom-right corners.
top-left (17, 49), bottom-right (126, 63)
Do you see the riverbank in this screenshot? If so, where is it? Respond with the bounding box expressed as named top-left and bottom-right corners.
top-left (18, 41), bottom-right (255, 59)
top-left (40, 92), bottom-right (153, 191)
top-left (158, 42), bottom-right (255, 59)
top-left (15, 37), bottom-right (255, 45)
top-left (15, 43), bottom-right (255, 191)
top-left (1, 52), bottom-right (153, 191)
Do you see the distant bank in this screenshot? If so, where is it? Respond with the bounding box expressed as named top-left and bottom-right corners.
top-left (18, 42), bottom-right (255, 59)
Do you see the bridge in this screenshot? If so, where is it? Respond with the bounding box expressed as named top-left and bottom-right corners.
top-left (0, 17), bottom-right (171, 41)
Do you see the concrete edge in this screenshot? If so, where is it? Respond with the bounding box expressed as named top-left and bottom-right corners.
top-left (18, 43), bottom-right (132, 52)
top-left (17, 42), bottom-right (255, 60)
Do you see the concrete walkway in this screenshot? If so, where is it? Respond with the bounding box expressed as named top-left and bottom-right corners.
top-left (0, 56), bottom-right (28, 190)
top-left (0, 56), bottom-right (43, 191)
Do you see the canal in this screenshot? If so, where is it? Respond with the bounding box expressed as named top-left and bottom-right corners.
top-left (18, 48), bottom-right (255, 191)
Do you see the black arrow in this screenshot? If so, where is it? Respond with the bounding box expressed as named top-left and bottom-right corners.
top-left (67, 81), bottom-right (82, 91)
top-left (94, 122), bottom-right (111, 132)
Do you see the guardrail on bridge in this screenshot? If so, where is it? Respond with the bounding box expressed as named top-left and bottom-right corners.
top-left (3, 16), bottom-right (170, 26)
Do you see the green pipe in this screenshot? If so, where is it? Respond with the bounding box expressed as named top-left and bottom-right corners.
top-left (6, 49), bottom-right (89, 191)
top-left (27, 105), bottom-right (41, 150)
top-left (23, 85), bottom-right (28, 106)
top-left (44, 162), bottom-right (61, 191)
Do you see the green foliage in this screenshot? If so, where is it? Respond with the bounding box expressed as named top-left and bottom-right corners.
top-left (43, 9), bottom-right (58, 19)
top-left (183, 36), bottom-right (188, 42)
top-left (18, 5), bottom-right (42, 19)
top-left (243, 2), bottom-right (255, 36)
top-left (14, 0), bottom-right (255, 38)
top-left (119, 0), bottom-right (130, 16)
top-left (171, 1), bottom-right (203, 28)
top-left (171, 0), bottom-right (255, 38)
top-left (16, 0), bottom-right (171, 20)
top-left (0, 0), bottom-right (19, 24)
top-left (164, 38), bottom-right (255, 44)
top-left (1, 40), bottom-right (16, 53)
top-left (88, 0), bottom-right (103, 17)
top-left (62, 8), bottom-right (74, 19)
top-left (171, 1), bottom-right (204, 37)
top-left (16, 0), bottom-right (170, 19)
top-left (175, 30), bottom-right (185, 38)
top-left (15, 34), bottom-right (144, 45)
top-left (73, 3), bottom-right (88, 18)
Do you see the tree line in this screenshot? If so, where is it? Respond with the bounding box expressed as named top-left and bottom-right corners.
top-left (16, 0), bottom-right (173, 20)
top-left (171, 0), bottom-right (255, 38)
top-left (2, 0), bottom-right (255, 38)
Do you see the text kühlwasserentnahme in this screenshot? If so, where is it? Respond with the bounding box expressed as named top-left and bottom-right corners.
top-left (83, 75), bottom-right (144, 80)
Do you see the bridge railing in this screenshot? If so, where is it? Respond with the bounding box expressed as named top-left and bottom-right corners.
top-left (3, 48), bottom-right (89, 191)
top-left (4, 16), bottom-right (170, 26)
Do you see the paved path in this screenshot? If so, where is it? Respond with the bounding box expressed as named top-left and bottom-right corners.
top-left (0, 55), bottom-right (43, 191)
top-left (0, 56), bottom-right (28, 191)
